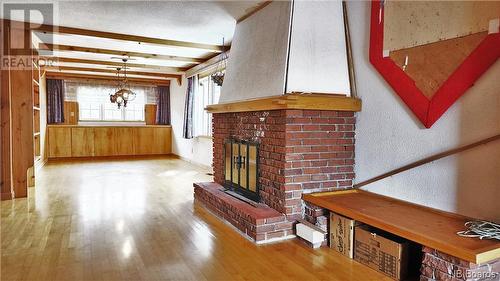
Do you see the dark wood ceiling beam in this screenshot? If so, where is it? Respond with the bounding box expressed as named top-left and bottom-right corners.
top-left (33, 24), bottom-right (225, 52)
top-left (42, 57), bottom-right (189, 73)
top-left (40, 44), bottom-right (204, 63)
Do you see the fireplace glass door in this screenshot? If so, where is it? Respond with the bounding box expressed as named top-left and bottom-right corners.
top-left (224, 140), bottom-right (259, 201)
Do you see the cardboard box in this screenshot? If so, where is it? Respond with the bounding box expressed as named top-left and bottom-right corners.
top-left (329, 212), bottom-right (360, 258)
top-left (354, 225), bottom-right (409, 280)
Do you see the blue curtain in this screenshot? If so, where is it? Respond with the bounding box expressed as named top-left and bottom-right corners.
top-left (156, 85), bottom-right (171, 125)
top-left (47, 79), bottom-right (65, 124)
top-left (182, 77), bottom-right (195, 139)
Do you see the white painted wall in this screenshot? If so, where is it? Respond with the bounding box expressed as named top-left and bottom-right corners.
top-left (170, 76), bottom-right (213, 168)
top-left (348, 2), bottom-right (500, 222)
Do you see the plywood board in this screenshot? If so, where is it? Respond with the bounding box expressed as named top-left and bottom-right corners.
top-left (286, 1), bottom-right (350, 96)
top-left (389, 32), bottom-right (488, 98)
top-left (384, 1), bottom-right (500, 51)
top-left (220, 1), bottom-right (291, 103)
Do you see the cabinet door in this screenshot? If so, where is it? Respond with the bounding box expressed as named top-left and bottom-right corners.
top-left (71, 127), bottom-right (94, 157)
top-left (93, 128), bottom-right (115, 156)
top-left (48, 127), bottom-right (72, 158)
top-left (152, 128), bottom-right (171, 154)
top-left (135, 127), bottom-right (154, 155)
top-left (113, 127), bottom-right (136, 155)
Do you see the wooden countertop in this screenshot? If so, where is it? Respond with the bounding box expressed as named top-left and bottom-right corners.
top-left (303, 189), bottom-right (500, 264)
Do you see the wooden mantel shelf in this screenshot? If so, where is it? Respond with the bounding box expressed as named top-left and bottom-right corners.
top-left (205, 93), bottom-right (361, 113)
top-left (303, 189), bottom-right (500, 264)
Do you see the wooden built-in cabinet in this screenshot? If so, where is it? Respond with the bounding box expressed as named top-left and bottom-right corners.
top-left (48, 125), bottom-right (172, 158)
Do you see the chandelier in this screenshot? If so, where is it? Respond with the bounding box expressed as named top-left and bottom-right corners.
top-left (211, 38), bottom-right (228, 87)
top-left (109, 57), bottom-right (136, 108)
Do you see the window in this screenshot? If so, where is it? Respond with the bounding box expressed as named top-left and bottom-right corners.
top-left (193, 75), bottom-right (221, 137)
top-left (77, 85), bottom-right (146, 122)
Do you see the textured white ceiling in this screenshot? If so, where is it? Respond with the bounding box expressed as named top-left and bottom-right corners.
top-left (3, 0), bottom-right (263, 44)
top-left (3, 0), bottom-right (263, 75)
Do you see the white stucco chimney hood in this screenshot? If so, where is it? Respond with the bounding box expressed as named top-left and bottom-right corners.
top-left (219, 0), bottom-right (351, 104)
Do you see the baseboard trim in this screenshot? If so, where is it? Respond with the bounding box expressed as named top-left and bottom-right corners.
top-left (47, 154), bottom-right (174, 163)
top-left (170, 153), bottom-right (212, 171)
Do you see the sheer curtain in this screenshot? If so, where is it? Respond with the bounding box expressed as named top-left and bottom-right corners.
top-left (47, 79), bottom-right (65, 124)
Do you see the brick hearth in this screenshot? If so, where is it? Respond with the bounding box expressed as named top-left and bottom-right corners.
top-left (194, 182), bottom-right (293, 242)
top-left (194, 108), bottom-right (357, 242)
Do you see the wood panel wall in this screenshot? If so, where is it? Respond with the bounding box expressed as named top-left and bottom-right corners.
top-left (62, 101), bottom-right (79, 125)
top-left (145, 104), bottom-right (157, 125)
top-left (0, 20), bottom-right (34, 199)
top-left (48, 126), bottom-right (172, 158)
top-left (0, 21), bottom-right (11, 199)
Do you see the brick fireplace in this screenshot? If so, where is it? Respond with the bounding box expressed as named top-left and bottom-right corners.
top-left (194, 94), bottom-right (361, 243)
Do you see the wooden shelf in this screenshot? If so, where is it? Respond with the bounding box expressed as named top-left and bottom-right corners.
top-left (205, 93), bottom-right (361, 113)
top-left (33, 52), bottom-right (42, 178)
top-left (303, 189), bottom-right (500, 264)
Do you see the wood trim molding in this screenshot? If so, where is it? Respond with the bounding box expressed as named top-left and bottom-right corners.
top-left (33, 24), bottom-right (224, 52)
top-left (40, 44), bottom-right (204, 63)
top-left (237, 1), bottom-right (272, 23)
top-left (45, 72), bottom-right (171, 86)
top-left (45, 66), bottom-right (182, 80)
top-left (354, 133), bottom-right (500, 189)
top-left (43, 57), bottom-right (187, 73)
top-left (185, 51), bottom-right (229, 78)
top-left (205, 94), bottom-right (361, 113)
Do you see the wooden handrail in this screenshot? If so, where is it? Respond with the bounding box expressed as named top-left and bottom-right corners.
top-left (354, 134), bottom-right (500, 189)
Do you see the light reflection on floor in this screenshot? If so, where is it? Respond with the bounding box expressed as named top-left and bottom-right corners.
top-left (1, 157), bottom-right (391, 281)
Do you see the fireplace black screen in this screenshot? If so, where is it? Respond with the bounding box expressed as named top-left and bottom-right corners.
top-left (224, 139), bottom-right (259, 202)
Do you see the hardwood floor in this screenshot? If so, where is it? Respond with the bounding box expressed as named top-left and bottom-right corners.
top-left (1, 157), bottom-right (391, 281)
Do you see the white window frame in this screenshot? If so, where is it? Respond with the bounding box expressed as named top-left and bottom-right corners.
top-left (77, 85), bottom-right (146, 123)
